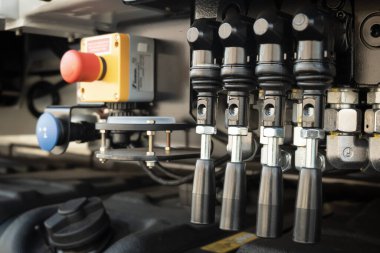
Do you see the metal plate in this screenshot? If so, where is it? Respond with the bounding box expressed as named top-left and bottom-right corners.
top-left (96, 147), bottom-right (199, 161)
top-left (96, 122), bottom-right (193, 131)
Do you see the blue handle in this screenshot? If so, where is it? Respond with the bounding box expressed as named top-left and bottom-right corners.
top-left (36, 112), bottom-right (63, 151)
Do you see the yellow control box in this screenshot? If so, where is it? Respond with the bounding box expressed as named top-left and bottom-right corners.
top-left (78, 33), bottom-right (154, 103)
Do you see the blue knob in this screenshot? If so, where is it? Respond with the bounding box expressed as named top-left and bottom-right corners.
top-left (36, 112), bottom-right (63, 151)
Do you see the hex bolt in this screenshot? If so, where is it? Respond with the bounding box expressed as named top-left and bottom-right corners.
top-left (99, 130), bottom-right (107, 153)
top-left (145, 128), bottom-right (156, 168)
top-left (99, 130), bottom-right (107, 164)
top-left (165, 130), bottom-right (171, 152)
top-left (146, 130), bottom-right (155, 155)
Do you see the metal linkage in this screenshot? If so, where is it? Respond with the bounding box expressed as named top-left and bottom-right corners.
top-left (188, 18), bottom-right (222, 224)
top-left (254, 13), bottom-right (292, 239)
top-left (218, 13), bottom-right (255, 231)
top-left (292, 10), bottom-right (338, 244)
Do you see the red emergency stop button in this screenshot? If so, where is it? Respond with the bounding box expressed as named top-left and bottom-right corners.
top-left (60, 50), bottom-right (106, 83)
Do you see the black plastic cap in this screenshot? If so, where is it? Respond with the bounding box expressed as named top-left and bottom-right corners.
top-left (44, 197), bottom-right (111, 251)
top-left (187, 19), bottom-right (221, 51)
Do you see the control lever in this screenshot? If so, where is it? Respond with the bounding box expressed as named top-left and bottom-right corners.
top-left (187, 19), bottom-right (222, 224)
top-left (256, 165), bottom-right (283, 238)
top-left (191, 159), bottom-right (215, 224)
top-left (253, 13), bottom-right (292, 238)
top-left (293, 129), bottom-right (324, 243)
top-left (218, 8), bottom-right (255, 231)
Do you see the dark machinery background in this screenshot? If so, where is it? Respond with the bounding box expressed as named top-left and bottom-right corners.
top-left (0, 0), bottom-right (379, 253)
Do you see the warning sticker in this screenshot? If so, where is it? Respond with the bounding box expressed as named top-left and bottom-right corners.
top-left (86, 37), bottom-right (110, 54)
top-left (201, 232), bottom-right (257, 253)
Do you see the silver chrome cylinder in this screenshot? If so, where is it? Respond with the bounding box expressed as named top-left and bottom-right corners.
top-left (258, 44), bottom-right (283, 62)
top-left (305, 138), bottom-right (319, 169)
top-left (192, 50), bottom-right (214, 66)
top-left (267, 137), bottom-right (280, 167)
top-left (230, 135), bottom-right (243, 163)
top-left (224, 47), bottom-right (247, 65)
top-left (200, 134), bottom-right (212, 160)
top-left (228, 127), bottom-right (248, 163)
top-left (297, 41), bottom-right (324, 60)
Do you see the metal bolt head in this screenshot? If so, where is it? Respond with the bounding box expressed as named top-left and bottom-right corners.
top-left (290, 89), bottom-right (302, 100)
top-left (301, 128), bottom-right (325, 139)
top-left (327, 89), bottom-right (358, 104)
top-left (228, 127), bottom-right (248, 136)
top-left (196, 126), bottom-right (216, 135)
top-left (324, 108), bottom-right (361, 132)
top-left (367, 89), bottom-right (380, 104)
top-left (146, 130), bottom-right (155, 136)
top-left (146, 151), bottom-right (155, 156)
top-left (146, 160), bottom-right (156, 168)
top-left (263, 127), bottom-right (284, 138)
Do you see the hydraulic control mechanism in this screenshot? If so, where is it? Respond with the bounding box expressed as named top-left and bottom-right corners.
top-left (32, 0), bottom-right (380, 248)
top-left (291, 9), bottom-right (339, 243)
top-left (254, 12), bottom-right (292, 238)
top-left (187, 19), bottom-right (222, 224)
top-left (218, 10), bottom-right (255, 231)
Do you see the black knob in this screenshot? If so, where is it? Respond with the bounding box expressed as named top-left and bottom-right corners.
top-left (44, 197), bottom-right (111, 251)
top-left (292, 11), bottom-right (327, 40)
top-left (253, 14), bottom-right (287, 44)
top-left (218, 16), bottom-right (254, 47)
top-left (187, 19), bottom-right (220, 50)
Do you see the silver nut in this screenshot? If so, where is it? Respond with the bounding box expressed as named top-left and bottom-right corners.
top-left (196, 126), bottom-right (217, 135)
top-left (367, 89), bottom-right (380, 104)
top-left (146, 160), bottom-right (156, 168)
top-left (337, 109), bottom-right (360, 132)
top-left (301, 128), bottom-right (325, 139)
top-left (324, 108), bottom-right (360, 132)
top-left (290, 89), bottom-right (303, 101)
top-left (327, 89), bottom-right (358, 104)
top-left (260, 126), bottom-right (285, 145)
top-left (263, 127), bottom-right (284, 138)
top-left (146, 131), bottom-right (155, 136)
top-left (324, 108), bottom-right (338, 131)
top-left (228, 127), bottom-right (248, 136)
top-left (365, 109), bottom-right (380, 133)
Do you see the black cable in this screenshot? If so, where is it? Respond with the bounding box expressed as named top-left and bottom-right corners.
top-left (139, 154), bottom-right (230, 186)
top-left (26, 80), bottom-right (61, 118)
top-left (154, 162), bottom-right (184, 179)
top-left (139, 161), bottom-right (194, 186)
